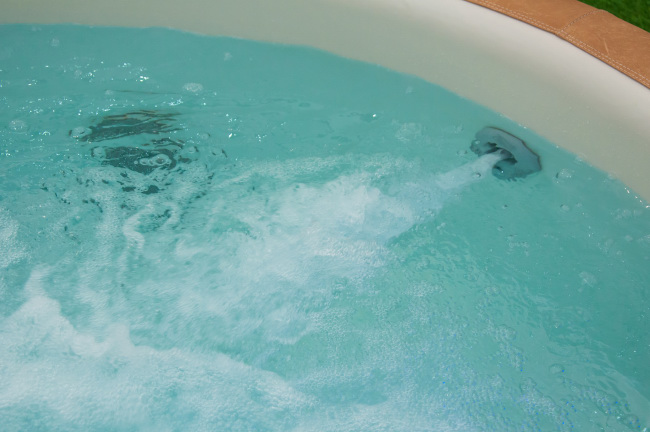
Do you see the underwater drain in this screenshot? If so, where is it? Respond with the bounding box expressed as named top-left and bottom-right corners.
top-left (470, 127), bottom-right (541, 180)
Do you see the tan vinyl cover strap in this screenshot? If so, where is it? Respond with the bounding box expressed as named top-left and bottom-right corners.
top-left (464, 0), bottom-right (650, 90)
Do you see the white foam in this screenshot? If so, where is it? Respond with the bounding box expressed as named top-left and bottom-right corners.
top-left (160, 154), bottom-right (502, 347)
top-left (0, 153), bottom-right (505, 429)
top-left (0, 293), bottom-right (315, 429)
top-left (0, 208), bottom-right (27, 269)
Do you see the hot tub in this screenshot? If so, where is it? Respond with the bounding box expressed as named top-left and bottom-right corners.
top-left (2, 1), bottom-right (649, 430)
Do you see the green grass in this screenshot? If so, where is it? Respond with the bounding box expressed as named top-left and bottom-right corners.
top-left (579, 0), bottom-right (650, 33)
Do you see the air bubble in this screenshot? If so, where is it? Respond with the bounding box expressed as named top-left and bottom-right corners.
top-left (579, 271), bottom-right (597, 287)
top-left (9, 119), bottom-right (27, 132)
top-left (151, 154), bottom-right (171, 166)
top-left (138, 154), bottom-right (171, 168)
top-left (519, 377), bottom-right (537, 392)
top-left (395, 123), bottom-right (422, 143)
top-left (495, 325), bottom-right (516, 341)
top-left (70, 126), bottom-right (91, 138)
top-left (616, 209), bottom-right (632, 220)
top-left (555, 169), bottom-right (573, 181)
top-left (183, 82), bottom-right (203, 93)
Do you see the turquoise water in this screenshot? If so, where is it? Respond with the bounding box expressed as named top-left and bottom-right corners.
top-left (1, 24), bottom-right (649, 431)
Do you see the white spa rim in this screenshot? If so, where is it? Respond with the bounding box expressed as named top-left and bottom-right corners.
top-left (4, 0), bottom-right (650, 202)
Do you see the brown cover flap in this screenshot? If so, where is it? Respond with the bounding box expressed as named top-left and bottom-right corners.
top-left (465, 0), bottom-right (650, 89)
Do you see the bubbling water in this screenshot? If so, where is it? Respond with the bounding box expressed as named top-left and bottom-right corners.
top-left (0, 150), bottom-right (503, 431)
top-left (0, 24), bottom-right (648, 432)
